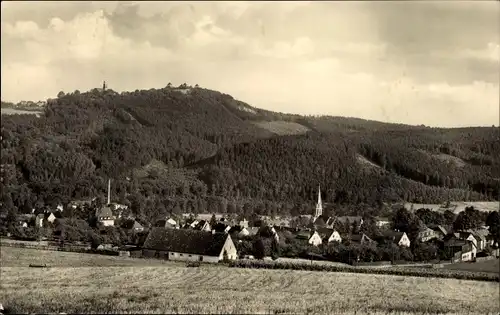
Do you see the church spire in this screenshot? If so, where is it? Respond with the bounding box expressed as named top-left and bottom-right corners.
top-left (314, 184), bottom-right (323, 219)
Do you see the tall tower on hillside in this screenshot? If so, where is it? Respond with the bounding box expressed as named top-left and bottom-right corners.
top-left (314, 185), bottom-right (323, 219)
top-left (102, 81), bottom-right (107, 91)
top-left (107, 179), bottom-right (111, 205)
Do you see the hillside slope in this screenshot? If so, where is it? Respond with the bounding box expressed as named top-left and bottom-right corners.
top-left (1, 85), bottom-right (498, 222)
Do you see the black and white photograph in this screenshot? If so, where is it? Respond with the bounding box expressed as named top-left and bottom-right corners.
top-left (1, 1), bottom-right (499, 314)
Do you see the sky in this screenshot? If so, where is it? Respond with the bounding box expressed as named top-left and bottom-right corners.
top-left (1, 1), bottom-right (499, 127)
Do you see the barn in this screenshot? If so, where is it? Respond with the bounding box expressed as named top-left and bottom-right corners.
top-left (142, 228), bottom-right (238, 263)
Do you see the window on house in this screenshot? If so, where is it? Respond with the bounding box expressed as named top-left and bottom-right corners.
top-left (180, 254), bottom-right (183, 257)
top-left (189, 255), bottom-right (192, 257)
top-left (199, 256), bottom-right (203, 262)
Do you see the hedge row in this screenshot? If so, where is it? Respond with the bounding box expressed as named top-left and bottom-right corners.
top-left (228, 260), bottom-right (499, 282)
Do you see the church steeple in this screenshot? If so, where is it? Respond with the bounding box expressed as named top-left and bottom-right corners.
top-left (314, 184), bottom-right (323, 219)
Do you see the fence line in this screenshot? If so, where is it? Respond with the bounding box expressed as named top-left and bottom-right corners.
top-left (1, 241), bottom-right (118, 256)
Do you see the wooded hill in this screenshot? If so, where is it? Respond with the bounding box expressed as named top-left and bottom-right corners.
top-left (1, 85), bottom-right (499, 223)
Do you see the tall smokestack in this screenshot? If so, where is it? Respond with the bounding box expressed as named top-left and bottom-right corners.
top-left (107, 179), bottom-right (111, 205)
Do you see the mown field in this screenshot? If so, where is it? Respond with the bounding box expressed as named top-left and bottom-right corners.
top-left (444, 259), bottom-right (499, 274)
top-left (1, 247), bottom-right (499, 314)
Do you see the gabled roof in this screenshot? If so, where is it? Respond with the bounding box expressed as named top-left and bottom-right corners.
top-left (246, 227), bottom-right (260, 236)
top-left (472, 228), bottom-right (489, 238)
top-left (316, 228), bottom-right (336, 239)
top-left (296, 230), bottom-right (316, 240)
top-left (122, 220), bottom-right (143, 230)
top-left (229, 225), bottom-right (244, 234)
top-left (143, 227), bottom-right (229, 256)
top-left (132, 221), bottom-right (143, 230)
top-left (382, 231), bottom-right (406, 242)
top-left (96, 206), bottom-right (114, 218)
top-left (438, 225), bottom-right (453, 235)
top-left (351, 233), bottom-right (375, 244)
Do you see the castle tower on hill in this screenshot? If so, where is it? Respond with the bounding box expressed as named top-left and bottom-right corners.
top-left (314, 185), bottom-right (323, 220)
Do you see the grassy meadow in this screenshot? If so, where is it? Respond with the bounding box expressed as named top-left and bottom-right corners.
top-left (1, 247), bottom-right (499, 314)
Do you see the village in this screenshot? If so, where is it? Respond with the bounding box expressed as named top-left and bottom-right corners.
top-left (4, 181), bottom-right (499, 268)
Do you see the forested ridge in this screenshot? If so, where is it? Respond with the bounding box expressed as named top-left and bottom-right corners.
top-left (1, 85), bottom-right (499, 223)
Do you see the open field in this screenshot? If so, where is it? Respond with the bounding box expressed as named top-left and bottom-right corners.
top-left (444, 259), bottom-right (499, 274)
top-left (1, 107), bottom-right (43, 116)
top-left (251, 120), bottom-right (311, 136)
top-left (403, 201), bottom-right (499, 214)
top-left (1, 247), bottom-right (499, 314)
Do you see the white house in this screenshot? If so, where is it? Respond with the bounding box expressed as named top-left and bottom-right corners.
top-left (238, 227), bottom-right (259, 237)
top-left (417, 227), bottom-right (438, 242)
top-left (239, 219), bottom-right (249, 229)
top-left (142, 228), bottom-right (238, 263)
top-left (96, 206), bottom-right (115, 226)
top-left (375, 217), bottom-right (391, 228)
top-left (456, 232), bottom-right (478, 258)
top-left (47, 213), bottom-right (56, 224)
top-left (383, 231), bottom-right (411, 247)
top-left (35, 214), bottom-right (44, 227)
top-left (318, 228), bottom-right (342, 243)
top-left (166, 218), bottom-right (177, 226)
top-left (297, 230), bottom-right (322, 246)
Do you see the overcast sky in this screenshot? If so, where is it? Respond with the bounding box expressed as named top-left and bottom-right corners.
top-left (1, 1), bottom-right (499, 127)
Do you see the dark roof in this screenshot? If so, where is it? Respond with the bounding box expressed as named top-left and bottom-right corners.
top-left (382, 231), bottom-right (405, 241)
top-left (336, 216), bottom-right (363, 224)
top-left (155, 219), bottom-right (167, 227)
top-left (143, 228), bottom-right (229, 256)
top-left (351, 233), bottom-right (374, 243)
top-left (316, 228), bottom-right (334, 239)
top-left (296, 230), bottom-right (314, 240)
top-left (96, 206), bottom-right (114, 218)
top-left (229, 225), bottom-right (244, 233)
top-left (212, 222), bottom-right (229, 233)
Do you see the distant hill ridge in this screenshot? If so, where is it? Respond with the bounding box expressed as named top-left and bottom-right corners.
top-left (1, 85), bottom-right (498, 221)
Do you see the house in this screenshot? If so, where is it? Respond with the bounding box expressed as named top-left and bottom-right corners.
top-left (239, 219), bottom-right (249, 229)
top-left (142, 228), bottom-right (238, 262)
top-left (261, 216), bottom-right (291, 228)
top-left (375, 217), bottom-right (391, 228)
top-left (193, 220), bottom-right (212, 232)
top-left (417, 226), bottom-right (438, 242)
top-left (317, 228), bottom-right (342, 243)
top-left (349, 233), bottom-right (376, 245)
top-left (166, 218), bottom-right (177, 226)
top-left (325, 217), bottom-right (336, 229)
top-left (35, 214), bottom-right (44, 227)
top-left (382, 231), bottom-right (411, 247)
top-left (471, 228), bottom-right (489, 251)
top-left (455, 231), bottom-right (478, 258)
top-left (95, 206), bottom-right (115, 226)
top-left (430, 225), bottom-right (453, 239)
top-left (183, 219), bottom-right (199, 229)
top-left (296, 230), bottom-right (322, 246)
top-left (238, 227), bottom-right (259, 237)
top-left (255, 225), bottom-right (280, 243)
top-left (122, 220), bottom-right (144, 232)
top-left (442, 238), bottom-right (475, 262)
top-left (47, 213), bottom-right (56, 224)
top-left (68, 198), bottom-right (95, 209)
top-left (336, 216), bottom-right (364, 228)
top-left (212, 222), bottom-right (231, 234)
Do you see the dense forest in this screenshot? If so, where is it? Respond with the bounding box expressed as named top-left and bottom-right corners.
top-left (1, 85), bottom-right (499, 224)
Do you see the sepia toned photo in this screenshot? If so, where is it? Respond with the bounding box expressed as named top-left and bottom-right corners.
top-left (1, 1), bottom-right (499, 314)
